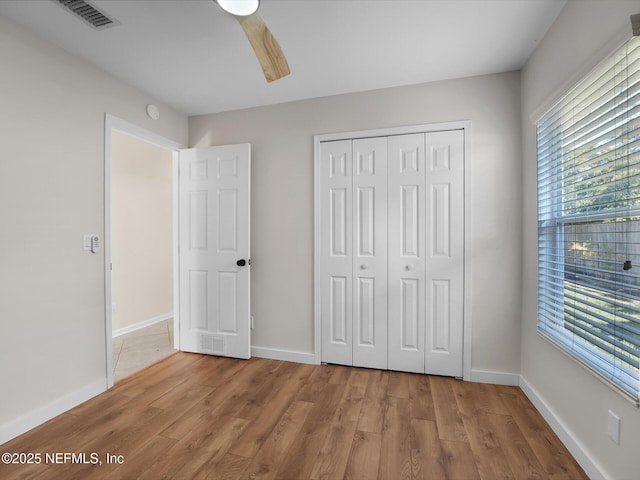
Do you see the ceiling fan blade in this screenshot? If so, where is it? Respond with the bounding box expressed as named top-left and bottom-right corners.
top-left (237, 13), bottom-right (290, 82)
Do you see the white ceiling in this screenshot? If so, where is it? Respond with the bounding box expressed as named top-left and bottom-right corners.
top-left (0, 0), bottom-right (566, 116)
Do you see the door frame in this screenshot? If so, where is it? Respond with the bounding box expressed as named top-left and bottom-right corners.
top-left (104, 114), bottom-right (186, 389)
top-left (313, 120), bottom-right (473, 380)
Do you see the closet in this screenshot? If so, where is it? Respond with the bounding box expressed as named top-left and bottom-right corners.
top-left (318, 129), bottom-right (464, 377)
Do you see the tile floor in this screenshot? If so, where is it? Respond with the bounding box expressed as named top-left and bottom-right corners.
top-left (112, 318), bottom-right (176, 383)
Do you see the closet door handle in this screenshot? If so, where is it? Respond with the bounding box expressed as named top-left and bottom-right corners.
top-left (405, 265), bottom-right (413, 271)
top-left (360, 264), bottom-right (368, 270)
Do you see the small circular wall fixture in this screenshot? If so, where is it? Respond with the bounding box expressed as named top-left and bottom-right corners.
top-left (146, 104), bottom-right (160, 120)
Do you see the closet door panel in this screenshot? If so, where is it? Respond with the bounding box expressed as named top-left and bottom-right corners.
top-left (330, 276), bottom-right (349, 343)
top-left (400, 278), bottom-right (420, 348)
top-left (387, 133), bottom-right (426, 374)
top-left (320, 140), bottom-right (353, 366)
top-left (352, 137), bottom-right (388, 369)
top-left (425, 130), bottom-right (464, 377)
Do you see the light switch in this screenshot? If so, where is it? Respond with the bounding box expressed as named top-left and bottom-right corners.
top-left (83, 234), bottom-right (100, 253)
top-left (83, 234), bottom-right (93, 251)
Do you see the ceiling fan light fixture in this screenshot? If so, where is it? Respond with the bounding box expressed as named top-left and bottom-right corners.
top-left (216, 0), bottom-right (259, 17)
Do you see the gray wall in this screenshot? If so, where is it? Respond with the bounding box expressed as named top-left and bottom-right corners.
top-left (190, 71), bottom-right (523, 377)
top-left (0, 14), bottom-right (187, 440)
top-left (521, 1), bottom-right (640, 478)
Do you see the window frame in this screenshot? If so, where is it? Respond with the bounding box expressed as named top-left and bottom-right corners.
top-left (536, 36), bottom-right (640, 406)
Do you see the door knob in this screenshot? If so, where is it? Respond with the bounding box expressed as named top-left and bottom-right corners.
top-left (405, 265), bottom-right (412, 271)
top-left (237, 259), bottom-right (247, 267)
top-left (360, 264), bottom-right (368, 270)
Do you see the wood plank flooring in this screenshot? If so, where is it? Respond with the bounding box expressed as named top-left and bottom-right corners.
top-left (0, 353), bottom-right (587, 480)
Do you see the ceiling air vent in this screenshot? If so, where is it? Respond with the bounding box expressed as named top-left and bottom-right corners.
top-left (53, 0), bottom-right (120, 31)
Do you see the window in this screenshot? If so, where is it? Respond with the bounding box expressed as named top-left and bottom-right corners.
top-left (537, 37), bottom-right (640, 404)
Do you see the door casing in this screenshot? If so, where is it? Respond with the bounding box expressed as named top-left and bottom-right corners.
top-left (313, 120), bottom-right (473, 380)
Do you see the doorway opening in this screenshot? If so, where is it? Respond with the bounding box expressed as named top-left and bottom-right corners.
top-left (110, 130), bottom-right (174, 382)
top-left (104, 115), bottom-right (185, 388)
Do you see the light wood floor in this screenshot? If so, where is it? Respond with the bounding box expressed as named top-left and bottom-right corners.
top-left (0, 353), bottom-right (587, 480)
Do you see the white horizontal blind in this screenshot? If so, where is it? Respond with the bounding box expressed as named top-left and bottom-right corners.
top-left (537, 37), bottom-right (640, 404)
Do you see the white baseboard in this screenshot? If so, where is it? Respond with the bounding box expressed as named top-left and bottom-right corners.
top-left (251, 346), bottom-right (318, 365)
top-left (112, 312), bottom-right (173, 338)
top-left (0, 379), bottom-right (105, 446)
top-left (469, 369), bottom-right (520, 386)
top-left (519, 376), bottom-right (606, 480)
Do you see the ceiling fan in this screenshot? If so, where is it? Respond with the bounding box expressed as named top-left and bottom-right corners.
top-left (215, 0), bottom-right (290, 82)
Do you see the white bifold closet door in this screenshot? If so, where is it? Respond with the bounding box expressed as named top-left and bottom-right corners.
top-left (387, 133), bottom-right (427, 373)
top-left (424, 130), bottom-right (464, 377)
top-left (319, 138), bottom-right (388, 369)
top-left (320, 130), bottom-right (463, 377)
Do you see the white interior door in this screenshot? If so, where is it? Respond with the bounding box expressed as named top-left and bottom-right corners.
top-left (320, 140), bottom-right (353, 366)
top-left (352, 137), bottom-right (388, 369)
top-left (178, 144), bottom-right (251, 359)
top-left (320, 138), bottom-right (389, 369)
top-left (387, 133), bottom-right (427, 373)
top-left (424, 130), bottom-right (464, 377)
top-left (318, 127), bottom-right (465, 377)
